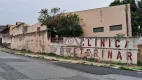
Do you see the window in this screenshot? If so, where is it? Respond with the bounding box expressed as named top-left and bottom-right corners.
top-left (37, 27), bottom-right (40, 31)
top-left (93, 27), bottom-right (104, 32)
top-left (23, 27), bottom-right (27, 33)
top-left (110, 24), bottom-right (122, 31)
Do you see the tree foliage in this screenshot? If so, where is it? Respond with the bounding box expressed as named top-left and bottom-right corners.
top-left (110, 0), bottom-right (122, 6)
top-left (57, 14), bottom-right (83, 37)
top-left (38, 8), bottom-right (83, 38)
top-left (115, 33), bottom-right (125, 37)
top-left (110, 0), bottom-right (142, 36)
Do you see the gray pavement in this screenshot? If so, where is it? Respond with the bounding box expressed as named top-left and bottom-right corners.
top-left (0, 51), bottom-right (142, 80)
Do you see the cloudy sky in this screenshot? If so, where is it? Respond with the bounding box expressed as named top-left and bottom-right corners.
top-left (0, 0), bottom-right (114, 25)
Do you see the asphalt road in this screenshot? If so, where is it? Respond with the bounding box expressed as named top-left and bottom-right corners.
top-left (0, 51), bottom-right (142, 80)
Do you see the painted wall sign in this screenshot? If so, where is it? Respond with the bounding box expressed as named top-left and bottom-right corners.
top-left (51, 37), bottom-right (141, 64)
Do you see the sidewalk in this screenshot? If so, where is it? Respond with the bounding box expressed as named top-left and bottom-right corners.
top-left (0, 46), bottom-right (142, 72)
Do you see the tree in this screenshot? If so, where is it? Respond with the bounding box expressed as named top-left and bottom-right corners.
top-left (38, 8), bottom-right (63, 38)
top-left (138, 1), bottom-right (142, 33)
top-left (38, 8), bottom-right (83, 38)
top-left (110, 0), bottom-right (122, 6)
top-left (109, 0), bottom-right (142, 36)
top-left (115, 33), bottom-right (125, 37)
top-left (56, 14), bottom-right (83, 37)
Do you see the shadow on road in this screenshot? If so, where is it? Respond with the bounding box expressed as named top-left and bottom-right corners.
top-left (54, 62), bottom-right (142, 78)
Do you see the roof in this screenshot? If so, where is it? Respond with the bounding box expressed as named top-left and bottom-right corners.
top-left (12, 22), bottom-right (30, 29)
top-left (23, 23), bottom-right (29, 27)
top-left (16, 22), bottom-right (29, 26)
top-left (66, 4), bottom-right (129, 14)
top-left (0, 26), bottom-right (10, 34)
top-left (16, 22), bottom-right (23, 25)
top-left (0, 25), bottom-right (7, 31)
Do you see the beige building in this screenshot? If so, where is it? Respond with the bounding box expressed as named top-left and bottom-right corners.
top-left (1, 4), bottom-right (132, 53)
top-left (71, 4), bottom-right (131, 37)
top-left (10, 22), bottom-right (50, 53)
top-left (27, 23), bottom-right (46, 33)
top-left (12, 22), bottom-right (29, 36)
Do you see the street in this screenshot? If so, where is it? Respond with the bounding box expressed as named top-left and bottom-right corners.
top-left (0, 51), bottom-right (141, 80)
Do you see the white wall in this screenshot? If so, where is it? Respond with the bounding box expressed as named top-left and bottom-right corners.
top-left (51, 37), bottom-right (141, 64)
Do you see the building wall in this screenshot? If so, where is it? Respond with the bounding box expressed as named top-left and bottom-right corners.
top-left (2, 35), bottom-right (11, 44)
top-left (27, 23), bottom-right (46, 33)
top-left (71, 4), bottom-right (131, 37)
top-left (11, 23), bottom-right (46, 36)
top-left (9, 25), bottom-right (15, 35)
top-left (2, 23), bottom-right (50, 53)
top-left (51, 37), bottom-right (142, 64)
top-left (0, 25), bottom-right (7, 38)
top-left (11, 31), bottom-right (50, 53)
top-left (12, 24), bottom-right (24, 36)
top-left (0, 34), bottom-right (2, 38)
top-left (2, 35), bottom-right (11, 48)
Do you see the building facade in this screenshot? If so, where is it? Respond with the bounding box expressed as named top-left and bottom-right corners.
top-left (0, 25), bottom-right (8, 44)
top-left (0, 25), bottom-right (7, 38)
top-left (12, 22), bottom-right (29, 36)
top-left (70, 4), bottom-right (131, 37)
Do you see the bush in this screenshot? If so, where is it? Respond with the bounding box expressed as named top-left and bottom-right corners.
top-left (115, 33), bottom-right (125, 37)
top-left (87, 58), bottom-right (98, 62)
top-left (47, 52), bottom-right (56, 56)
top-left (138, 61), bottom-right (142, 66)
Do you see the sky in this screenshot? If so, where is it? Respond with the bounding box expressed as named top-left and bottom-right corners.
top-left (0, 0), bottom-right (114, 25)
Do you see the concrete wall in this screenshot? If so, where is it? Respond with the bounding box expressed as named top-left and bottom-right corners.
top-left (12, 24), bottom-right (24, 36)
top-left (2, 35), bottom-right (11, 44)
top-left (9, 25), bottom-right (15, 35)
top-left (11, 31), bottom-right (50, 53)
top-left (27, 23), bottom-right (46, 33)
top-left (0, 34), bottom-right (2, 38)
top-left (51, 37), bottom-right (142, 64)
top-left (2, 23), bottom-right (50, 53)
top-left (2, 35), bottom-right (11, 48)
top-left (70, 4), bottom-right (131, 37)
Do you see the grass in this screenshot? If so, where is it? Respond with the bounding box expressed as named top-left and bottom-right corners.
top-left (112, 61), bottom-right (123, 65)
top-left (56, 55), bottom-right (80, 60)
top-left (138, 68), bottom-right (142, 70)
top-left (79, 61), bottom-right (86, 65)
top-left (39, 56), bottom-right (45, 59)
top-left (109, 64), bottom-right (115, 67)
top-left (120, 66), bottom-right (134, 71)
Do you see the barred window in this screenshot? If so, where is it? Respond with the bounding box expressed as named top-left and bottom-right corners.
top-left (110, 24), bottom-right (122, 31)
top-left (37, 27), bottom-right (40, 31)
top-left (93, 27), bottom-right (104, 32)
top-left (23, 27), bottom-right (27, 33)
